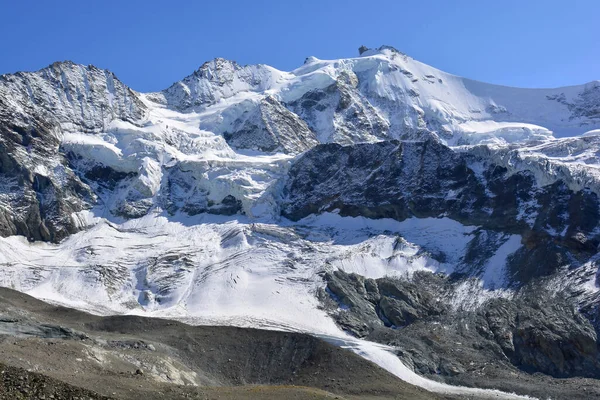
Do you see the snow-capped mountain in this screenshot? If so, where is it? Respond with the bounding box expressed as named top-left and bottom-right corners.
top-left (0, 60), bottom-right (146, 132)
top-left (1, 45), bottom-right (600, 398)
top-left (153, 45), bottom-right (600, 144)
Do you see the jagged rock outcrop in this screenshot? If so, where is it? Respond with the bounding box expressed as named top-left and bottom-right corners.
top-left (223, 95), bottom-right (318, 153)
top-left (282, 139), bottom-right (600, 284)
top-left (321, 270), bottom-right (446, 337)
top-left (156, 58), bottom-right (281, 111)
top-left (0, 61), bottom-right (150, 240)
top-left (479, 296), bottom-right (599, 378)
top-left (0, 61), bottom-right (146, 133)
top-left (0, 97), bottom-right (93, 241)
top-left (288, 70), bottom-right (390, 144)
top-left (322, 270), bottom-right (600, 381)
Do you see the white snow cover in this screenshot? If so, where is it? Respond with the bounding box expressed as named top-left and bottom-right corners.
top-left (0, 210), bottom-right (528, 398)
top-left (142, 46), bottom-right (600, 148)
top-left (47, 47), bottom-right (600, 225)
top-left (0, 212), bottom-right (518, 322)
top-left (318, 335), bottom-right (531, 399)
top-left (467, 133), bottom-right (600, 196)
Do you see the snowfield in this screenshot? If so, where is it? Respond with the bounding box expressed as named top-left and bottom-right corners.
top-left (0, 211), bottom-right (519, 325)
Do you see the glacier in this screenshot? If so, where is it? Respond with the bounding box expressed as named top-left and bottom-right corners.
top-left (0, 211), bottom-right (529, 399)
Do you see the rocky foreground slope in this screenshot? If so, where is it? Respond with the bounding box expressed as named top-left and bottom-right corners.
top-left (0, 287), bottom-right (438, 400)
top-left (1, 46), bottom-right (600, 398)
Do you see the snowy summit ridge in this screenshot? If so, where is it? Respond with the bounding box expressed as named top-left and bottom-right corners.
top-left (151, 44), bottom-right (599, 145)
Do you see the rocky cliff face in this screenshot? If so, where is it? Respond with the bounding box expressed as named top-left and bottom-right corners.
top-left (0, 61), bottom-right (146, 132)
top-left (287, 70), bottom-right (390, 144)
top-left (0, 96), bottom-right (93, 241)
top-left (322, 269), bottom-right (600, 390)
top-left (282, 139), bottom-right (600, 285)
top-left (0, 61), bottom-right (149, 240)
top-left (223, 95), bottom-right (318, 153)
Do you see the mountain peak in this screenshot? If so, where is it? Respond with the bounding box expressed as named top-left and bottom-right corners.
top-left (358, 45), bottom-right (408, 59)
top-left (194, 57), bottom-right (240, 78)
top-left (0, 59), bottom-right (146, 133)
top-left (2, 45), bottom-right (600, 399)
top-left (49, 60), bottom-right (77, 68)
top-left (160, 58), bottom-right (281, 110)
top-left (44, 60), bottom-right (110, 75)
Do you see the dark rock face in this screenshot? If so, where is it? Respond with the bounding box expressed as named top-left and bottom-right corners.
top-left (481, 297), bottom-right (599, 378)
top-left (0, 102), bottom-right (94, 242)
top-left (358, 45), bottom-right (370, 55)
top-left (160, 166), bottom-right (243, 217)
top-left (283, 139), bottom-right (600, 285)
top-left (66, 152), bottom-right (152, 220)
top-left (223, 95), bottom-right (318, 154)
top-left (282, 140), bottom-right (467, 221)
top-left (0, 61), bottom-right (147, 133)
top-left (292, 137), bottom-right (600, 390)
top-left (322, 270), bottom-right (600, 380)
top-left (209, 195), bottom-right (243, 215)
top-left (287, 71), bottom-right (390, 144)
top-left (321, 270), bottom-right (446, 337)
top-left (0, 61), bottom-right (149, 241)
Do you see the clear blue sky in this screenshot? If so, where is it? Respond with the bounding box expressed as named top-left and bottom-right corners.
top-left (2, 0), bottom-right (598, 92)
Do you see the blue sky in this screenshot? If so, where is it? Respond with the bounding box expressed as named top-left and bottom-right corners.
top-left (1, 0), bottom-right (598, 92)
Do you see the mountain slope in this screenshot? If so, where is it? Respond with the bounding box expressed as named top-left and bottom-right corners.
top-left (0, 61), bottom-right (146, 132)
top-left (0, 287), bottom-right (440, 400)
top-left (154, 46), bottom-right (599, 145)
